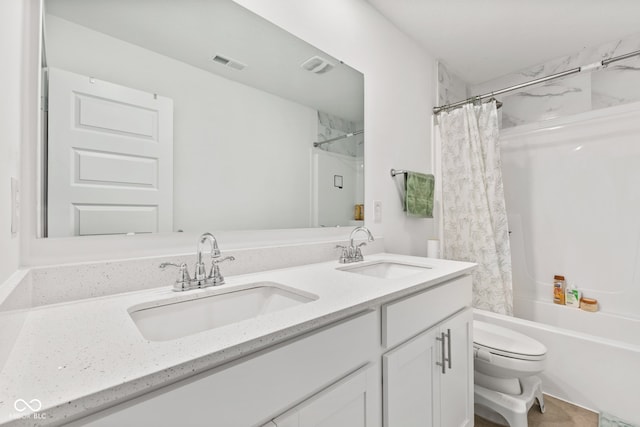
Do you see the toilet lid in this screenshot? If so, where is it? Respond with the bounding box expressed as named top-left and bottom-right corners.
top-left (474, 320), bottom-right (547, 359)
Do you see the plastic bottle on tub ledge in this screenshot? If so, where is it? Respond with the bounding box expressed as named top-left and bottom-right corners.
top-left (565, 281), bottom-right (581, 308)
top-left (553, 275), bottom-right (566, 305)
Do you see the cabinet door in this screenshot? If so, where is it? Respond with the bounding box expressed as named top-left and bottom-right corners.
top-left (273, 364), bottom-right (379, 427)
top-left (382, 327), bottom-right (440, 427)
top-left (440, 308), bottom-right (473, 427)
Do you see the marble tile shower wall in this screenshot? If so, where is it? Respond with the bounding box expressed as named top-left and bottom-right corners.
top-left (468, 32), bottom-right (640, 128)
top-left (437, 62), bottom-right (469, 107)
top-left (437, 33), bottom-right (640, 129)
top-left (317, 111), bottom-right (364, 158)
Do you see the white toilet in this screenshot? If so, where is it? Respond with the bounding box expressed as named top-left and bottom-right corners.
top-left (473, 320), bottom-right (547, 427)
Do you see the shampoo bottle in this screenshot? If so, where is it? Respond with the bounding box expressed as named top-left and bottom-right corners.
top-left (553, 275), bottom-right (566, 305)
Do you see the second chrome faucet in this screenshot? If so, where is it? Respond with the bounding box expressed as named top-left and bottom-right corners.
top-left (160, 232), bottom-right (235, 292)
top-left (338, 226), bottom-right (375, 263)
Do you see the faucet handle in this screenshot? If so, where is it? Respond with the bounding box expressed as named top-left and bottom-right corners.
top-left (336, 245), bottom-right (351, 263)
top-left (209, 256), bottom-right (235, 286)
top-left (159, 262), bottom-right (192, 292)
top-left (212, 255), bottom-right (235, 265)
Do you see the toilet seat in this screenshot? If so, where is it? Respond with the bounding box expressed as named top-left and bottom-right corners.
top-left (474, 320), bottom-right (547, 361)
top-left (474, 343), bottom-right (546, 362)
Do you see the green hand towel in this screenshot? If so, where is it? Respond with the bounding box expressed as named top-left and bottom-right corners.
top-left (405, 172), bottom-right (434, 218)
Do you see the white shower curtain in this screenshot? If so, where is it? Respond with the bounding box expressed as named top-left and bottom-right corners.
top-left (437, 102), bottom-right (513, 315)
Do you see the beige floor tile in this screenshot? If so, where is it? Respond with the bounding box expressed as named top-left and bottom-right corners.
top-left (475, 394), bottom-right (598, 427)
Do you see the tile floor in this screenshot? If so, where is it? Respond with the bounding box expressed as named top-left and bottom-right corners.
top-left (474, 394), bottom-right (599, 427)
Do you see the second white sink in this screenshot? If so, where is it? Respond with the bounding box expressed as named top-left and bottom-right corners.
top-left (337, 261), bottom-right (431, 280)
top-left (129, 283), bottom-right (318, 341)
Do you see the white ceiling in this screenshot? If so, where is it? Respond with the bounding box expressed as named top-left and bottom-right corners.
top-left (45, 0), bottom-right (364, 122)
top-left (366, 0), bottom-right (640, 84)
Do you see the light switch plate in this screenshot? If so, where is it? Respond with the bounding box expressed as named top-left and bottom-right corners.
top-left (11, 177), bottom-right (19, 234)
top-left (374, 200), bottom-right (382, 223)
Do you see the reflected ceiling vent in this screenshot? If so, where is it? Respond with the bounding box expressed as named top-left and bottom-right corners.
top-left (212, 54), bottom-right (247, 71)
top-left (301, 55), bottom-right (335, 74)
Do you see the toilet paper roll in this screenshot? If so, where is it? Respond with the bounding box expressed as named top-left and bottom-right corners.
top-left (427, 239), bottom-right (440, 259)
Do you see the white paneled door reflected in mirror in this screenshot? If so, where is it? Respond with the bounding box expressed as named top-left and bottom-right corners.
top-left (42, 0), bottom-right (364, 238)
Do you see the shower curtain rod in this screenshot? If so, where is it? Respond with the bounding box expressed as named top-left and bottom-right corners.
top-left (313, 129), bottom-right (364, 147)
top-left (433, 48), bottom-right (640, 115)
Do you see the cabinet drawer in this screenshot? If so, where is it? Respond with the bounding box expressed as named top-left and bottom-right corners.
top-left (382, 275), bottom-right (471, 349)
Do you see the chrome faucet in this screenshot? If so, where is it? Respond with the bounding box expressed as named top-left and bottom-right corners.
top-left (337, 226), bottom-right (374, 263)
top-left (194, 232), bottom-right (220, 286)
top-left (160, 232), bottom-right (235, 291)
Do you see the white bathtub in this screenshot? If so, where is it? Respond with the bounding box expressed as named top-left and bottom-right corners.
top-left (474, 307), bottom-right (640, 425)
top-left (489, 103), bottom-right (640, 424)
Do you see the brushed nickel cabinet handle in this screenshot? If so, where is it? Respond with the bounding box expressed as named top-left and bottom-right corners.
top-left (446, 328), bottom-right (452, 370)
top-left (436, 332), bottom-right (446, 374)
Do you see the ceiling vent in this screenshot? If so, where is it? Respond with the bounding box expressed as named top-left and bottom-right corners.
top-left (301, 55), bottom-right (335, 74)
top-left (212, 54), bottom-right (247, 71)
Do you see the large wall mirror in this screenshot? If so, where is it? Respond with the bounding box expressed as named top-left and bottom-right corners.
top-left (41, 0), bottom-right (364, 238)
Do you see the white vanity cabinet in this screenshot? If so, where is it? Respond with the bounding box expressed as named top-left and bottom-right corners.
top-left (69, 272), bottom-right (473, 427)
top-left (381, 276), bottom-right (473, 427)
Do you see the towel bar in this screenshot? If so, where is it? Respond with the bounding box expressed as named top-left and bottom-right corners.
top-left (390, 169), bottom-right (408, 177)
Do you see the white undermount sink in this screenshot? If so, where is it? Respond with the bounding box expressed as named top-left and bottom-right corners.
top-left (337, 261), bottom-right (431, 279)
top-left (129, 282), bottom-right (318, 341)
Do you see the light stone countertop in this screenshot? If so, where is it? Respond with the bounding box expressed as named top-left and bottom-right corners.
top-left (0, 253), bottom-right (475, 426)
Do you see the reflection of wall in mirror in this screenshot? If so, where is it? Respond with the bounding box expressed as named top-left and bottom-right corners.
top-left (45, 14), bottom-right (320, 232)
top-left (314, 151), bottom-right (363, 227)
top-left (313, 111), bottom-right (364, 227)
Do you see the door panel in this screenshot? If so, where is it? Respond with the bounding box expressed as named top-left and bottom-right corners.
top-left (74, 204), bottom-right (158, 236)
top-left (76, 93), bottom-right (158, 138)
top-left (47, 67), bottom-right (173, 237)
top-left (74, 149), bottom-right (158, 188)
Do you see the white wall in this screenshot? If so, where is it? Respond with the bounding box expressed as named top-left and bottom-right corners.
top-left (314, 150), bottom-right (361, 227)
top-left (234, 0), bottom-right (438, 255)
top-left (0, 0), bottom-right (23, 283)
top-left (46, 15), bottom-right (316, 232)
